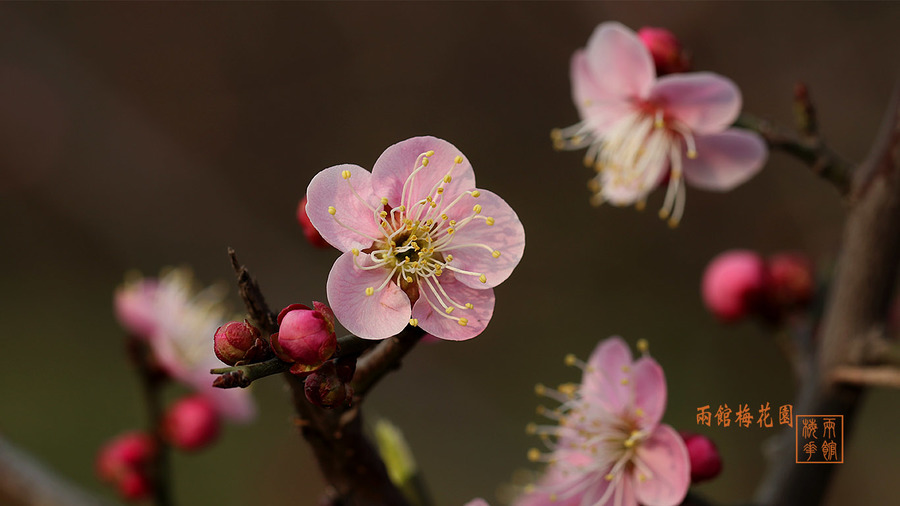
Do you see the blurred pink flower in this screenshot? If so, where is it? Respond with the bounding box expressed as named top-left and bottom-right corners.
top-left (701, 250), bottom-right (767, 322)
top-left (306, 136), bottom-right (525, 340)
top-left (519, 337), bottom-right (689, 506)
top-left (553, 22), bottom-right (767, 226)
top-left (115, 268), bottom-right (255, 422)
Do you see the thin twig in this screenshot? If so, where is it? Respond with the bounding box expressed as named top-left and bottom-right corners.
top-left (352, 326), bottom-right (425, 396)
top-left (128, 338), bottom-right (171, 506)
top-left (227, 248), bottom-right (278, 335)
top-left (830, 365), bottom-right (900, 388)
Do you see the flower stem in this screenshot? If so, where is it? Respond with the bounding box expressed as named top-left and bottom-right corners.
top-left (128, 337), bottom-right (172, 506)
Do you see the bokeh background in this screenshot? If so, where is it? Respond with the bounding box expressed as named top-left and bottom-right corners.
top-left (2, 2), bottom-right (899, 505)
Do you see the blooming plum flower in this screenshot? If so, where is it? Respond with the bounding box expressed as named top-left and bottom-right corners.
top-left (306, 136), bottom-right (525, 340)
top-left (553, 22), bottom-right (767, 226)
top-left (115, 268), bottom-right (256, 422)
top-left (519, 337), bottom-right (689, 506)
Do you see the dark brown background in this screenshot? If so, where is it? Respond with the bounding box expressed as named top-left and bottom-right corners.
top-left (1, 2), bottom-right (898, 505)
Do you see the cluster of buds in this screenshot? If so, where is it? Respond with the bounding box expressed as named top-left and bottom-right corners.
top-left (96, 432), bottom-right (156, 501)
top-left (702, 250), bottom-right (814, 324)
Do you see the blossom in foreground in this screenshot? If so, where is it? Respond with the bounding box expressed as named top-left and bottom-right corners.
top-left (115, 268), bottom-right (255, 422)
top-left (519, 337), bottom-right (689, 506)
top-left (306, 136), bottom-right (525, 340)
top-left (552, 22), bottom-right (767, 226)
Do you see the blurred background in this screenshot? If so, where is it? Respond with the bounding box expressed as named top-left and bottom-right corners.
top-left (1, 2), bottom-right (899, 505)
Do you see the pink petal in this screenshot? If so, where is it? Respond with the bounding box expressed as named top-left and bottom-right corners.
top-left (326, 252), bottom-right (411, 340)
top-left (371, 136), bottom-right (477, 211)
top-left (412, 274), bottom-right (495, 341)
top-left (631, 357), bottom-right (667, 430)
top-left (441, 189), bottom-right (525, 289)
top-left (114, 281), bottom-right (160, 339)
top-left (571, 51), bottom-right (635, 134)
top-left (651, 73), bottom-right (742, 134)
top-left (306, 164), bottom-right (382, 253)
top-left (464, 500), bottom-right (490, 506)
top-left (582, 337), bottom-right (633, 415)
top-left (585, 22), bottom-right (655, 101)
top-left (683, 129), bottom-right (767, 191)
top-left (632, 424), bottom-right (690, 506)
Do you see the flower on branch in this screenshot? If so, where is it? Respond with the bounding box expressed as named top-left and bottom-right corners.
top-left (115, 268), bottom-right (256, 422)
top-left (519, 337), bottom-right (689, 506)
top-left (553, 22), bottom-right (767, 226)
top-left (306, 136), bottom-right (525, 340)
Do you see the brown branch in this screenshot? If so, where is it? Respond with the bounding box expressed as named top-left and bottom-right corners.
top-left (352, 327), bottom-right (425, 396)
top-left (127, 337), bottom-right (171, 506)
top-left (755, 84), bottom-right (900, 506)
top-left (227, 248), bottom-right (278, 335)
top-left (0, 437), bottom-right (112, 506)
top-left (831, 365), bottom-right (900, 389)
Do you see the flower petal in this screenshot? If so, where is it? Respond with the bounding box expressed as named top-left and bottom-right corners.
top-left (441, 189), bottom-right (525, 289)
top-left (632, 424), bottom-right (690, 506)
top-left (683, 129), bottom-right (767, 191)
top-left (306, 164), bottom-right (381, 252)
top-left (412, 274), bottom-right (495, 341)
top-left (326, 252), bottom-right (411, 340)
top-left (631, 357), bottom-right (667, 430)
top-left (582, 336), bottom-right (634, 415)
top-left (651, 72), bottom-right (742, 134)
top-left (371, 136), bottom-right (477, 212)
top-left (585, 22), bottom-right (655, 101)
top-left (571, 50), bottom-right (635, 134)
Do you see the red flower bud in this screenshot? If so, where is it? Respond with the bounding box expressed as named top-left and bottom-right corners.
top-left (638, 27), bottom-right (691, 75)
top-left (96, 431), bottom-right (155, 501)
top-left (297, 195), bottom-right (330, 248)
top-left (702, 250), bottom-right (767, 322)
top-left (271, 302), bottom-right (337, 375)
top-left (214, 320), bottom-right (262, 366)
top-left (680, 432), bottom-right (723, 483)
top-left (304, 361), bottom-right (353, 408)
top-left (766, 253), bottom-right (814, 311)
top-left (162, 395), bottom-right (221, 452)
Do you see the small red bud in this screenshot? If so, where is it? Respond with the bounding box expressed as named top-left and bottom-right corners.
top-left (96, 431), bottom-right (155, 501)
top-left (680, 432), bottom-right (723, 483)
top-left (162, 395), bottom-right (221, 452)
top-left (304, 361), bottom-right (352, 408)
top-left (298, 195), bottom-right (330, 248)
top-left (766, 253), bottom-right (814, 311)
top-left (272, 303), bottom-right (337, 374)
top-left (214, 320), bottom-right (262, 366)
top-left (702, 250), bottom-right (767, 323)
top-left (117, 470), bottom-right (152, 501)
top-left (637, 27), bottom-right (691, 75)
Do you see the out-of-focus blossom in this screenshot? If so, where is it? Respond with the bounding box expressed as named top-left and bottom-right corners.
top-left (637, 27), bottom-right (691, 76)
top-left (553, 22), bottom-right (767, 226)
top-left (114, 268), bottom-right (255, 422)
top-left (163, 395), bottom-right (221, 451)
top-left (306, 136), bottom-right (525, 340)
top-left (298, 195), bottom-right (330, 248)
top-left (680, 432), bottom-right (723, 483)
top-left (766, 253), bottom-right (814, 311)
top-left (518, 337), bottom-right (689, 506)
top-left (464, 500), bottom-right (491, 506)
top-left (96, 431), bottom-right (155, 501)
top-left (270, 302), bottom-right (337, 374)
top-left (701, 250), bottom-right (767, 322)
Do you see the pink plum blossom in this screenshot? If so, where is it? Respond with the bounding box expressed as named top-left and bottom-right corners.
top-left (306, 136), bottom-right (525, 340)
top-left (519, 337), bottom-right (689, 506)
top-left (552, 22), bottom-right (767, 226)
top-left (115, 268), bottom-right (256, 422)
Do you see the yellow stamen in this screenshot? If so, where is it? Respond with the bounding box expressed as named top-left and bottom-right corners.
top-left (365, 287), bottom-right (374, 296)
top-left (485, 217), bottom-right (495, 226)
top-left (457, 318), bottom-right (468, 326)
top-left (409, 318), bottom-right (418, 327)
top-left (327, 206), bottom-right (336, 215)
top-left (478, 274), bottom-right (487, 283)
top-left (341, 170), bottom-right (351, 179)
top-left (492, 250), bottom-right (501, 258)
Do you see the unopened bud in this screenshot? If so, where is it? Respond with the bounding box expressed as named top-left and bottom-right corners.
top-left (117, 470), bottom-right (151, 501)
top-left (297, 195), bottom-right (330, 248)
top-left (163, 395), bottom-right (221, 452)
top-left (766, 253), bottom-right (814, 311)
top-left (304, 361), bottom-right (352, 408)
top-left (214, 320), bottom-right (261, 366)
top-left (96, 431), bottom-right (155, 501)
top-left (637, 27), bottom-right (691, 75)
top-left (272, 302), bottom-right (337, 375)
top-left (701, 250), bottom-right (767, 323)
top-left (680, 432), bottom-right (723, 483)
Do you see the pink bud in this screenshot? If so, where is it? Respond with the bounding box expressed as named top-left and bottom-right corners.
top-left (766, 253), bottom-right (814, 310)
top-left (271, 302), bottom-right (337, 374)
top-left (701, 250), bottom-right (767, 322)
top-left (214, 320), bottom-right (262, 366)
top-left (297, 196), bottom-right (330, 248)
top-left (96, 431), bottom-right (155, 500)
top-left (680, 432), bottom-right (723, 483)
top-left (637, 27), bottom-right (691, 75)
top-left (304, 361), bottom-right (352, 408)
top-left (162, 395), bottom-right (221, 451)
